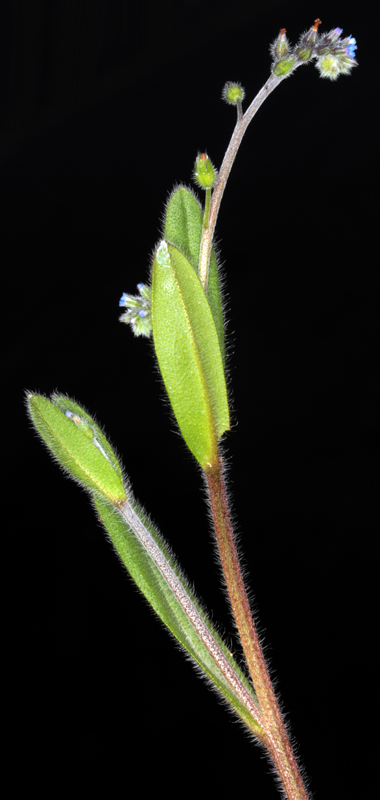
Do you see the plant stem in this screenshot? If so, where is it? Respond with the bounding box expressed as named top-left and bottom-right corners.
top-left (198, 73), bottom-right (288, 290)
top-left (205, 452), bottom-right (309, 800)
top-left (203, 187), bottom-right (211, 232)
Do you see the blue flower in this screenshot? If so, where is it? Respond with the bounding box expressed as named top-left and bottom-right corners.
top-left (119, 292), bottom-right (129, 307)
top-left (119, 283), bottom-right (152, 337)
top-left (346, 37), bottom-right (357, 59)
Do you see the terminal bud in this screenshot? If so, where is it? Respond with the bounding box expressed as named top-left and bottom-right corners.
top-left (315, 28), bottom-right (357, 79)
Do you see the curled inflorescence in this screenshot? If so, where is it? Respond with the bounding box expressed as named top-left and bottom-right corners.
top-left (271, 20), bottom-right (358, 80)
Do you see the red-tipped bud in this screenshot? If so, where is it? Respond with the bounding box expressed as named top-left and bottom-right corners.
top-left (193, 152), bottom-right (217, 189)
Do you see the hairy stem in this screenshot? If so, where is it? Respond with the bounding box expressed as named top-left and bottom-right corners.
top-left (203, 187), bottom-right (211, 232)
top-left (205, 452), bottom-right (309, 800)
top-left (198, 73), bottom-right (287, 290)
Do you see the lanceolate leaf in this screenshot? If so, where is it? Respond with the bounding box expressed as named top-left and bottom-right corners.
top-left (151, 241), bottom-right (229, 469)
top-left (164, 186), bottom-right (225, 364)
top-left (28, 388), bottom-right (261, 737)
top-left (94, 493), bottom-right (263, 738)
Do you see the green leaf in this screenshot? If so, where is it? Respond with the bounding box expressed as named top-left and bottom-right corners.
top-left (27, 391), bottom-right (261, 735)
top-left (151, 241), bottom-right (230, 469)
top-left (164, 186), bottom-right (225, 364)
top-left (27, 393), bottom-right (126, 504)
top-left (94, 493), bottom-right (262, 738)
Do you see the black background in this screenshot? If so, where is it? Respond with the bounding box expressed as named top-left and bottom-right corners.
top-left (4, 1), bottom-right (378, 797)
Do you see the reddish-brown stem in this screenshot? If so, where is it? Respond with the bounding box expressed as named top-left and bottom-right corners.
top-left (205, 452), bottom-right (309, 800)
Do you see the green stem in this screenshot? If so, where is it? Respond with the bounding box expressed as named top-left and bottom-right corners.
top-left (203, 187), bottom-right (211, 231)
top-left (205, 451), bottom-right (309, 800)
top-left (198, 72), bottom-right (288, 290)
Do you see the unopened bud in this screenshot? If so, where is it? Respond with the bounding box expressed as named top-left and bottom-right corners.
top-left (272, 28), bottom-right (290, 59)
top-left (222, 81), bottom-right (245, 106)
top-left (295, 18), bottom-right (321, 61)
top-left (272, 56), bottom-right (296, 77)
top-left (193, 152), bottom-right (217, 189)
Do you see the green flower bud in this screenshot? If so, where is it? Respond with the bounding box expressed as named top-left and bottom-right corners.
top-left (297, 46), bottom-right (313, 61)
top-left (222, 81), bottom-right (245, 106)
top-left (294, 18), bottom-right (321, 62)
top-left (271, 28), bottom-right (290, 59)
top-left (273, 57), bottom-right (296, 77)
top-left (193, 153), bottom-right (217, 190)
top-left (317, 54), bottom-right (340, 79)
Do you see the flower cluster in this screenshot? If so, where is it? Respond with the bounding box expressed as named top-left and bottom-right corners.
top-left (314, 28), bottom-right (358, 80)
top-left (119, 283), bottom-right (152, 337)
top-left (271, 20), bottom-right (357, 80)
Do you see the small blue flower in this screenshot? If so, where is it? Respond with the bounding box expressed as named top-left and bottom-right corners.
top-left (119, 292), bottom-right (129, 307)
top-left (346, 37), bottom-right (357, 59)
top-left (119, 283), bottom-right (152, 337)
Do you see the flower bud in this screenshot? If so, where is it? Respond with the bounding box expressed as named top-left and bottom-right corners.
top-left (272, 56), bottom-right (296, 77)
top-left (295, 19), bottom-right (321, 61)
top-left (316, 54), bottom-right (340, 79)
top-left (271, 28), bottom-right (290, 60)
top-left (193, 153), bottom-right (217, 189)
top-left (222, 81), bottom-right (245, 106)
